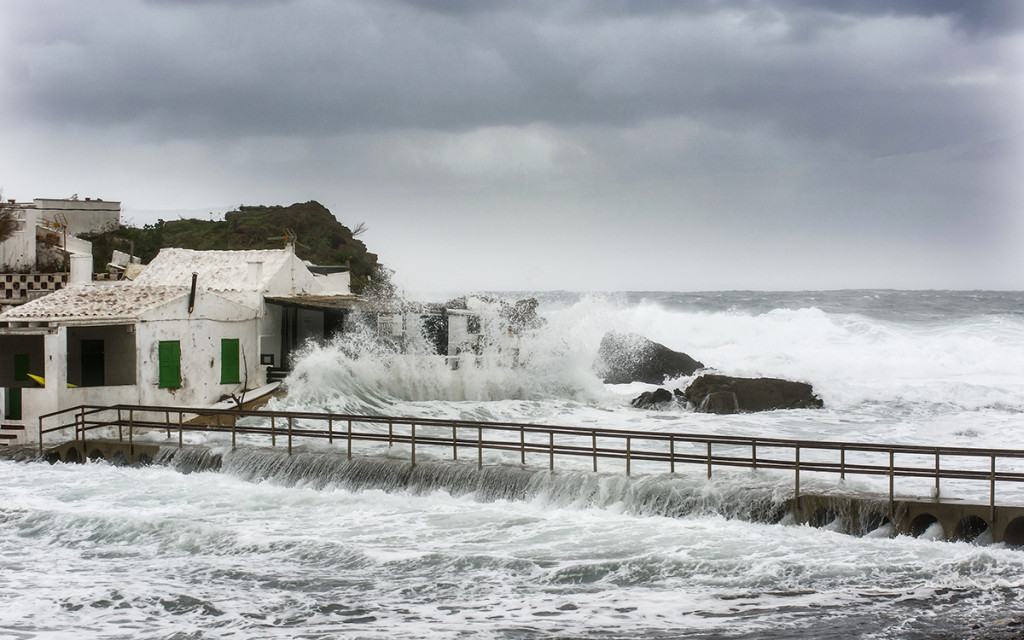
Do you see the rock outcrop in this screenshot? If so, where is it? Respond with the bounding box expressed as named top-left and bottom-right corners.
top-left (682, 374), bottom-right (823, 414)
top-left (594, 332), bottom-right (704, 384)
top-left (630, 387), bottom-right (675, 409)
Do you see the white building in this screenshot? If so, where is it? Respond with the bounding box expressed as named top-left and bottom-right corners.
top-left (0, 245), bottom-right (359, 444)
top-left (0, 197), bottom-right (119, 272)
top-left (1, 197), bottom-right (119, 310)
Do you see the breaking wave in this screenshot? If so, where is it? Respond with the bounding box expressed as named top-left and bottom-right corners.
top-left (275, 292), bottom-right (1024, 421)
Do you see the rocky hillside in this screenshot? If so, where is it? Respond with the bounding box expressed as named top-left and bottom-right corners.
top-left (85, 201), bottom-right (384, 293)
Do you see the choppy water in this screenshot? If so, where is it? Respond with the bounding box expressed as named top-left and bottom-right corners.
top-left (3, 290), bottom-right (1024, 639)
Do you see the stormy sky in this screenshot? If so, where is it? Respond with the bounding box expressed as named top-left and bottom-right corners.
top-left (1, 1), bottom-right (1021, 293)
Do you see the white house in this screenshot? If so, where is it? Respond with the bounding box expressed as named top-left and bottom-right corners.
top-left (1, 197), bottom-right (119, 310)
top-left (0, 197), bottom-right (118, 272)
top-left (0, 245), bottom-right (359, 444)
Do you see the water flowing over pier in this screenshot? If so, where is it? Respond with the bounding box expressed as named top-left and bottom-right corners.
top-left (38, 403), bottom-right (1024, 546)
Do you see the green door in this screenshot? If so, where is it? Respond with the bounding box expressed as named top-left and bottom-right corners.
top-left (81, 339), bottom-right (105, 387)
top-left (5, 354), bottom-right (29, 420)
top-left (4, 388), bottom-right (20, 420)
top-left (158, 341), bottom-right (181, 389)
top-left (221, 339), bottom-right (240, 384)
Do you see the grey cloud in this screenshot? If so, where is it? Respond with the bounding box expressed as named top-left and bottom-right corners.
top-left (1, 0), bottom-right (1020, 293)
top-left (399, 0), bottom-right (1024, 34)
top-left (4, 0), bottom-right (1015, 164)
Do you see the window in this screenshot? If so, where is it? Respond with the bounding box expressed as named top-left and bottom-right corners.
top-left (158, 341), bottom-right (181, 388)
top-left (81, 339), bottom-right (105, 387)
top-left (13, 354), bottom-right (29, 382)
top-left (221, 338), bottom-right (240, 384)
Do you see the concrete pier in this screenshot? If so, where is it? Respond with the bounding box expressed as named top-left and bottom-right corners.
top-left (791, 493), bottom-right (1024, 545)
top-left (45, 437), bottom-right (1024, 546)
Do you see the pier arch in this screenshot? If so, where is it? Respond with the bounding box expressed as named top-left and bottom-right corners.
top-left (1002, 517), bottom-right (1024, 548)
top-left (909, 513), bottom-right (941, 538)
top-left (808, 506), bottom-right (840, 529)
top-left (857, 512), bottom-right (892, 537)
top-left (951, 516), bottom-right (989, 543)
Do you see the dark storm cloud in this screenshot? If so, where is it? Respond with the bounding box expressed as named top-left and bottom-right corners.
top-left (1, 0), bottom-right (1020, 290)
top-left (777, 0), bottom-right (1024, 34)
top-left (2, 0), bottom-right (1015, 164)
top-left (402, 0), bottom-right (1024, 33)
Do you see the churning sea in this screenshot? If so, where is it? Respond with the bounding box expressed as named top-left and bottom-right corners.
top-left (2, 290), bottom-right (1024, 639)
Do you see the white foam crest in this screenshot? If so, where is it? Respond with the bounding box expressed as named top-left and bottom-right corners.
top-left (275, 294), bottom-right (1024, 426)
top-left (279, 299), bottom-right (613, 411)
top-left (545, 297), bottom-right (1024, 413)
top-left (4, 458), bottom-right (1024, 638)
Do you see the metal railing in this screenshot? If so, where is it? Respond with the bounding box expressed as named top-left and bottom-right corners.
top-left (39, 403), bottom-right (1024, 515)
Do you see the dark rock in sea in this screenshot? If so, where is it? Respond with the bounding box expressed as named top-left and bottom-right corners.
top-left (594, 331), bottom-right (704, 384)
top-left (630, 387), bottom-right (675, 409)
top-left (683, 374), bottom-right (824, 414)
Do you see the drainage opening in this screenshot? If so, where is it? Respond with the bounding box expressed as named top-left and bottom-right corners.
top-left (951, 515), bottom-right (989, 543)
top-left (910, 514), bottom-right (940, 538)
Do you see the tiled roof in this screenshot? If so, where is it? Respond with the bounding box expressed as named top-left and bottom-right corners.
top-left (133, 248), bottom-right (291, 291)
top-left (0, 284), bottom-right (187, 321)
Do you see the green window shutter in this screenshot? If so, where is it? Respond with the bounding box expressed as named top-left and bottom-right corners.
top-left (14, 354), bottom-right (30, 382)
top-left (158, 341), bottom-right (181, 389)
top-left (221, 338), bottom-right (240, 384)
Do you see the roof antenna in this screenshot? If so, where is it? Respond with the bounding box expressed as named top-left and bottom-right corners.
top-left (267, 228), bottom-right (297, 248)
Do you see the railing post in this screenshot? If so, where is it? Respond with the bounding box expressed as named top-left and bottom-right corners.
top-left (271, 416), bottom-right (276, 447)
top-left (751, 439), bottom-right (756, 472)
top-left (347, 419), bottom-right (352, 460)
top-left (117, 408), bottom-right (123, 442)
top-left (670, 436), bottom-right (675, 474)
top-left (166, 410), bottom-right (171, 439)
top-left (452, 424), bottom-right (458, 460)
top-left (794, 446), bottom-right (800, 509)
top-left (328, 418), bottom-right (333, 445)
top-left (840, 445), bottom-right (845, 480)
top-left (520, 426), bottom-right (525, 465)
top-left (129, 409), bottom-right (134, 457)
top-left (232, 415), bottom-right (237, 450)
top-left (934, 451), bottom-right (940, 500)
top-left (38, 415), bottom-right (43, 457)
top-left (706, 441), bottom-right (712, 479)
top-left (411, 423), bottom-right (416, 468)
top-left (288, 417), bottom-right (293, 454)
top-left (388, 421), bottom-right (393, 447)
top-left (888, 451), bottom-right (895, 515)
top-left (626, 436), bottom-right (631, 476)
top-left (478, 426), bottom-right (483, 470)
top-left (990, 455), bottom-right (996, 522)
top-left (549, 432), bottom-right (555, 472)
top-left (178, 411), bottom-right (183, 448)
top-left (79, 408), bottom-right (86, 463)
top-left (592, 432), bottom-right (597, 473)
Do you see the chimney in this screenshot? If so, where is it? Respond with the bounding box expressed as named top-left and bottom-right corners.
top-left (247, 260), bottom-right (263, 283)
top-left (69, 254), bottom-right (92, 284)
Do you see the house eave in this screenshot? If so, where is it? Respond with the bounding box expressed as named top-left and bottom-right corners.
top-left (264, 295), bottom-right (366, 312)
